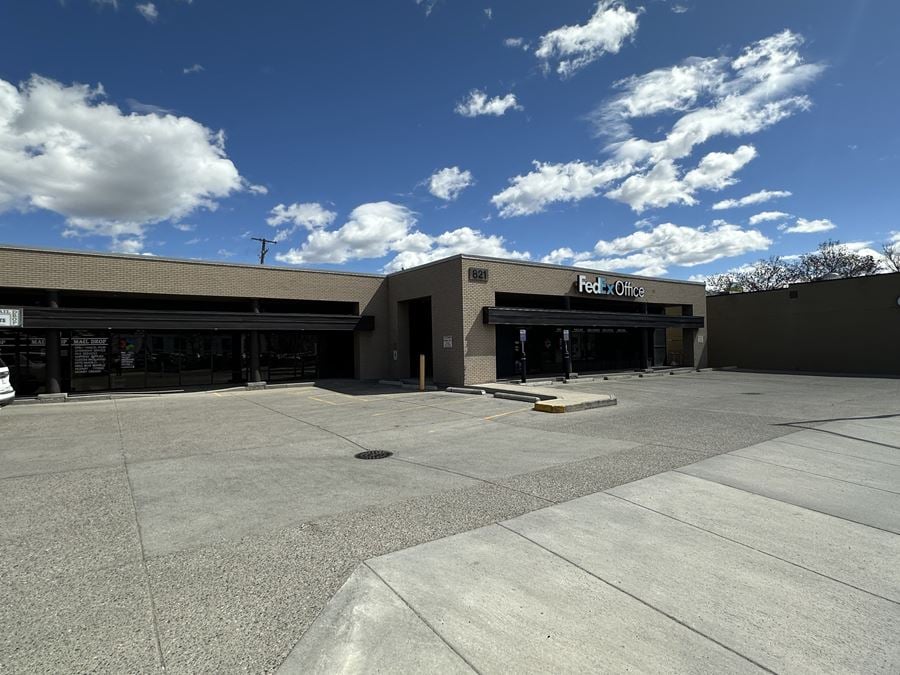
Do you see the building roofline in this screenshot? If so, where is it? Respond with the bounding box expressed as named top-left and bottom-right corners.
top-left (707, 270), bottom-right (900, 298)
top-left (0, 243), bottom-right (386, 280)
top-left (0, 243), bottom-right (706, 286)
top-left (452, 254), bottom-right (707, 286)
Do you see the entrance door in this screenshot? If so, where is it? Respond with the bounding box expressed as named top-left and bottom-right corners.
top-left (407, 297), bottom-right (433, 377)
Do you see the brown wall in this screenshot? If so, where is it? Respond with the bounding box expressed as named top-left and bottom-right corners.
top-left (707, 273), bottom-right (900, 375)
top-left (0, 246), bottom-right (390, 380)
top-left (458, 256), bottom-right (708, 385)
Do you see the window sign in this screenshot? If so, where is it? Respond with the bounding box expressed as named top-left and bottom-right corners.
top-left (72, 337), bottom-right (109, 375)
top-left (0, 307), bottom-right (23, 327)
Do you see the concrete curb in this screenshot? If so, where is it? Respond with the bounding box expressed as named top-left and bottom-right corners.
top-left (533, 395), bottom-right (617, 413)
top-left (493, 392), bottom-right (541, 404)
top-left (445, 387), bottom-right (487, 395)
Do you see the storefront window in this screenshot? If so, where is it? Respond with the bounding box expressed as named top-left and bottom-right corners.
top-left (110, 332), bottom-right (147, 389)
top-left (70, 332), bottom-right (110, 392)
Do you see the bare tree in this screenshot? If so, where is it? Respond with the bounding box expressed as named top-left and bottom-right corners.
top-left (792, 239), bottom-right (880, 281)
top-left (705, 273), bottom-right (741, 294)
top-left (734, 256), bottom-right (797, 291)
top-left (882, 241), bottom-right (900, 273)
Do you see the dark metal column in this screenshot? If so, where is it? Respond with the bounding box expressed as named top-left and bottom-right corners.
top-left (249, 299), bottom-right (262, 382)
top-left (45, 290), bottom-right (62, 394)
top-left (640, 329), bottom-right (650, 371)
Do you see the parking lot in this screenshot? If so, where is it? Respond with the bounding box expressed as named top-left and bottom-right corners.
top-left (2, 371), bottom-right (899, 672)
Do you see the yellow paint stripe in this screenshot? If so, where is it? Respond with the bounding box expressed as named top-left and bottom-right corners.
top-left (309, 396), bottom-right (340, 406)
top-left (484, 406), bottom-right (533, 421)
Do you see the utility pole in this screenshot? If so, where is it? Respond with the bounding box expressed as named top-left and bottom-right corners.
top-left (251, 237), bottom-right (277, 265)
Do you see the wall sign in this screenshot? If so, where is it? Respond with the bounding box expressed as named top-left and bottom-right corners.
top-left (443, 335), bottom-right (453, 348)
top-left (468, 267), bottom-right (489, 283)
top-left (0, 307), bottom-right (23, 327)
top-left (576, 274), bottom-right (645, 299)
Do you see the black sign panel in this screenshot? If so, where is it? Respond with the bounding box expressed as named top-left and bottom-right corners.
top-left (468, 267), bottom-right (489, 283)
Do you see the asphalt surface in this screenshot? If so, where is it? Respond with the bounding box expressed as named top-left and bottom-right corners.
top-left (1, 371), bottom-right (898, 673)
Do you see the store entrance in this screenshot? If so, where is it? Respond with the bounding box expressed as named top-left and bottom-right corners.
top-left (495, 326), bottom-right (645, 379)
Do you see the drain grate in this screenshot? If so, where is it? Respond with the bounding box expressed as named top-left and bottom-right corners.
top-left (741, 392), bottom-right (762, 395)
top-left (354, 450), bottom-right (393, 460)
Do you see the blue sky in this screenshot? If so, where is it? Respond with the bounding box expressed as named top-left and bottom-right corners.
top-left (0, 0), bottom-right (898, 279)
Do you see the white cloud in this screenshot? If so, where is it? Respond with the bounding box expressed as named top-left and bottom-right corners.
top-left (276, 202), bottom-right (417, 264)
top-left (266, 202), bottom-right (337, 242)
top-left (536, 1), bottom-right (642, 78)
top-left (671, 4), bottom-right (689, 13)
top-left (384, 227), bottom-right (529, 272)
top-left (136, 2), bottom-right (158, 22)
top-left (780, 217), bottom-right (836, 234)
top-left (491, 159), bottom-right (633, 217)
top-left (541, 220), bottom-right (771, 276)
top-left (504, 37), bottom-right (529, 50)
top-left (540, 247), bottom-right (577, 265)
top-left (247, 184), bottom-right (268, 195)
top-left (712, 189), bottom-right (792, 210)
top-left (0, 75), bottom-right (244, 253)
top-left (606, 145), bottom-right (757, 212)
top-left (455, 89), bottom-right (522, 117)
top-left (173, 223), bottom-right (196, 232)
top-left (484, 8), bottom-right (492, 20)
top-left (890, 230), bottom-right (900, 243)
top-left (415, 0), bottom-right (441, 16)
top-left (749, 210), bottom-right (789, 225)
top-left (427, 166), bottom-right (474, 201)
top-left (274, 201), bottom-right (529, 271)
top-left (183, 64), bottom-right (204, 75)
top-left (494, 31), bottom-right (819, 218)
top-left (597, 31), bottom-right (824, 164)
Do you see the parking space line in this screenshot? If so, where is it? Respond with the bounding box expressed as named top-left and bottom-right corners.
top-left (308, 396), bottom-right (341, 406)
top-left (484, 406), bottom-right (533, 421)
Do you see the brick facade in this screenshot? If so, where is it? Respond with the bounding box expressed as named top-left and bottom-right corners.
top-left (0, 246), bottom-right (708, 386)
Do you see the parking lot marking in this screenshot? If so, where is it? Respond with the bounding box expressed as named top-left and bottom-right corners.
top-left (308, 396), bottom-right (340, 406)
top-left (484, 406), bottom-right (533, 421)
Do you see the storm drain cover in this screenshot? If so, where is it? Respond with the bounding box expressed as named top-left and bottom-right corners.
top-left (741, 392), bottom-right (763, 395)
top-left (354, 450), bottom-right (393, 460)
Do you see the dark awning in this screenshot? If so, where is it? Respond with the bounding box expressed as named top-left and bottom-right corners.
top-left (18, 307), bottom-right (375, 332)
top-left (483, 306), bottom-right (704, 329)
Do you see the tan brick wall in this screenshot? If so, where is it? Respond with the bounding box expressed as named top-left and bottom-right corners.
top-left (0, 247), bottom-right (708, 385)
top-left (458, 256), bottom-right (708, 385)
top-left (385, 257), bottom-right (464, 385)
top-left (0, 246), bottom-right (390, 380)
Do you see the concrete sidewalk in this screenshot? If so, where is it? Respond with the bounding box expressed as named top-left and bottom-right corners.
top-left (282, 415), bottom-right (900, 673)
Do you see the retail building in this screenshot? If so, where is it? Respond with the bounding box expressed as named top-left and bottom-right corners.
top-left (0, 245), bottom-right (708, 396)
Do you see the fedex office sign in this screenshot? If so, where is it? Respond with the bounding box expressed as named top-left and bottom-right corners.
top-left (576, 274), bottom-right (645, 299)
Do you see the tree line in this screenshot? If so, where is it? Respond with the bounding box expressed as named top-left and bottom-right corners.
top-left (706, 238), bottom-right (900, 294)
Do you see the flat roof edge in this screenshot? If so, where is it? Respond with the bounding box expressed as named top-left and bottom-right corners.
top-left (455, 254), bottom-right (707, 286)
top-left (0, 244), bottom-right (386, 280)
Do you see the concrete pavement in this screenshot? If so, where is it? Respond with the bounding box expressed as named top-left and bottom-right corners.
top-left (2, 371), bottom-right (899, 672)
top-left (283, 413), bottom-right (900, 674)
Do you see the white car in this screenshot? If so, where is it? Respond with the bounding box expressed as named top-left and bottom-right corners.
top-left (0, 357), bottom-right (15, 407)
